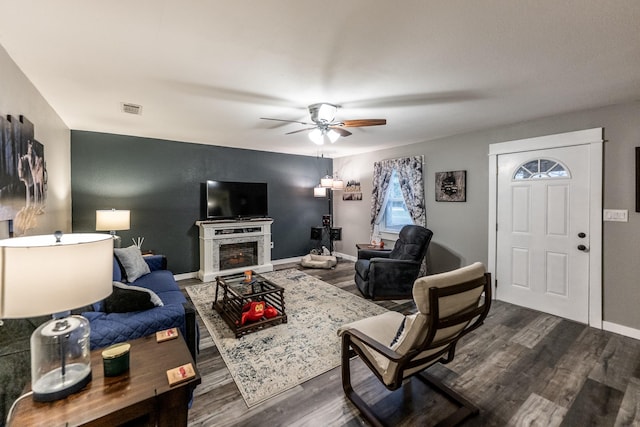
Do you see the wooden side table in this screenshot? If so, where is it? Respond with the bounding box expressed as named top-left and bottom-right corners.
top-left (9, 333), bottom-right (200, 427)
top-left (356, 243), bottom-right (387, 251)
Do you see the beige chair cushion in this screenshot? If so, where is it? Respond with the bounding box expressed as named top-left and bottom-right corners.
top-left (390, 313), bottom-right (428, 355)
top-left (338, 311), bottom-right (404, 344)
top-left (338, 311), bottom-right (404, 380)
top-left (300, 254), bottom-right (337, 269)
top-left (412, 262), bottom-right (486, 316)
top-left (339, 311), bottom-right (438, 385)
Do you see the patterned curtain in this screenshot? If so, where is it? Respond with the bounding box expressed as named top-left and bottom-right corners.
top-left (370, 155), bottom-right (425, 235)
top-left (370, 161), bottom-right (394, 235)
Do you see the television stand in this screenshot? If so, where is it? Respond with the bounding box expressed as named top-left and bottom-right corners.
top-left (198, 217), bottom-right (272, 224)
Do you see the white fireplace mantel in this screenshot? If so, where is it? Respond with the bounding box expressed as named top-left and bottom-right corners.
top-left (196, 219), bottom-right (274, 281)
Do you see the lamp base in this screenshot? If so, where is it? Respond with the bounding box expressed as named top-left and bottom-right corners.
top-left (30, 315), bottom-right (93, 402)
top-left (32, 365), bottom-right (91, 402)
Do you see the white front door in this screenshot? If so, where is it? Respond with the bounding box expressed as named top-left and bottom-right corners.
top-left (496, 144), bottom-right (591, 323)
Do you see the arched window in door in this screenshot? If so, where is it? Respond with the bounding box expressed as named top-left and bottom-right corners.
top-left (513, 158), bottom-right (570, 180)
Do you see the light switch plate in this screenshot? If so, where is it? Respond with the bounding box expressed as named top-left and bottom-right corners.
top-left (603, 209), bottom-right (628, 222)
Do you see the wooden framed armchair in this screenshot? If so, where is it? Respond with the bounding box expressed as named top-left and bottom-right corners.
top-left (339, 262), bottom-right (491, 427)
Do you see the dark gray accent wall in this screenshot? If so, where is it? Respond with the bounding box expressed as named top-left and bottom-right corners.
top-left (71, 131), bottom-right (332, 274)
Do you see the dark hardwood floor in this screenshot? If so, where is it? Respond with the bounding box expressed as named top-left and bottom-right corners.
top-left (179, 260), bottom-right (640, 427)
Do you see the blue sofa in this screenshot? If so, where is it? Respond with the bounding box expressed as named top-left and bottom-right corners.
top-left (82, 255), bottom-right (198, 359)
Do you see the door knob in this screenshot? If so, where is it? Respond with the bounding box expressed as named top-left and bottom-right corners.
top-left (577, 244), bottom-right (589, 252)
top-left (578, 232), bottom-right (586, 238)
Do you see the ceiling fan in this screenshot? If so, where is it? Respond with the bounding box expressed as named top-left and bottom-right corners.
top-left (260, 103), bottom-right (386, 145)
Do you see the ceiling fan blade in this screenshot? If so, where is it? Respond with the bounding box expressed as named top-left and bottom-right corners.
top-left (285, 127), bottom-right (317, 135)
top-left (329, 126), bottom-right (352, 137)
top-left (340, 119), bottom-right (386, 127)
top-left (260, 117), bottom-right (312, 126)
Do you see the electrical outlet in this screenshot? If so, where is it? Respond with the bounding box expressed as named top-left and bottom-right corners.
top-left (603, 209), bottom-right (628, 222)
top-left (270, 242), bottom-right (274, 248)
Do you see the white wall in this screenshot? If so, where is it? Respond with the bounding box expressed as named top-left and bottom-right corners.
top-left (334, 101), bottom-right (640, 330)
top-left (0, 45), bottom-right (71, 236)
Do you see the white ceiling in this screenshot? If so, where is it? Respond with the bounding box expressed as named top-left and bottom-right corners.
top-left (0, 1), bottom-right (639, 158)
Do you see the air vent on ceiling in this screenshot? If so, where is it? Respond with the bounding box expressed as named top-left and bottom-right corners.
top-left (121, 102), bottom-right (142, 115)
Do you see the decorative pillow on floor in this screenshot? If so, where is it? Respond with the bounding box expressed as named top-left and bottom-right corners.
top-left (114, 245), bottom-right (151, 282)
top-left (103, 282), bottom-right (163, 313)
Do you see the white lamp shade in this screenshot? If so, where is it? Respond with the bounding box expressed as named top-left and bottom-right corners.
top-left (96, 209), bottom-right (130, 231)
top-left (313, 186), bottom-right (327, 197)
top-left (327, 129), bottom-right (340, 143)
top-left (332, 179), bottom-right (345, 190)
top-left (320, 175), bottom-right (334, 188)
top-left (308, 128), bottom-right (324, 145)
top-left (0, 233), bottom-right (114, 318)
top-left (316, 103), bottom-right (337, 122)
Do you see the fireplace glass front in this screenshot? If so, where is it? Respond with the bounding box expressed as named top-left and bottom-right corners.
top-left (219, 242), bottom-right (258, 270)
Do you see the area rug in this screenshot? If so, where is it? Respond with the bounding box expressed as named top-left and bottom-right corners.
top-left (185, 269), bottom-right (388, 407)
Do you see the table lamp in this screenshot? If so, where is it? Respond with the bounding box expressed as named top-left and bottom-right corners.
top-left (96, 209), bottom-right (130, 248)
top-left (0, 232), bottom-right (113, 402)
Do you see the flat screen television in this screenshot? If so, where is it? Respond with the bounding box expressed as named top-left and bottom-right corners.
top-left (205, 180), bottom-right (268, 220)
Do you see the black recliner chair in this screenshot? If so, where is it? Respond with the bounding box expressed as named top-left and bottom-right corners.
top-left (354, 225), bottom-right (433, 300)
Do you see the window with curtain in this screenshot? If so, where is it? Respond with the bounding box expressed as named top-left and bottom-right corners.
top-left (371, 156), bottom-right (425, 239)
top-left (379, 170), bottom-right (412, 233)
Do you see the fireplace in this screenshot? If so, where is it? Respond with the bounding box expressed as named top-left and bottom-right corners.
top-left (196, 219), bottom-right (274, 281)
top-left (219, 242), bottom-right (258, 270)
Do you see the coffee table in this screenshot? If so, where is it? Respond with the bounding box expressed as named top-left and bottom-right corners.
top-left (214, 271), bottom-right (287, 337)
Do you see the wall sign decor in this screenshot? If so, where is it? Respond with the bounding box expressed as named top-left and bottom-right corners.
top-left (0, 115), bottom-right (47, 234)
top-left (435, 170), bottom-right (466, 202)
top-left (343, 180), bottom-right (362, 201)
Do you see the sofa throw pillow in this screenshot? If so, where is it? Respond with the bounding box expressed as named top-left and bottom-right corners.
top-left (114, 245), bottom-right (151, 282)
top-left (103, 282), bottom-right (163, 313)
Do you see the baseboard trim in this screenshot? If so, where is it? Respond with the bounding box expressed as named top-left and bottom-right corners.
top-left (334, 251), bottom-right (356, 262)
top-left (174, 271), bottom-right (198, 281)
top-left (602, 321), bottom-right (640, 340)
top-left (272, 256), bottom-right (303, 265)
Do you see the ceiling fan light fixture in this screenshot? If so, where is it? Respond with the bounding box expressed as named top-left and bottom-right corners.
top-left (261, 102), bottom-right (385, 145)
top-left (309, 103), bottom-right (337, 123)
top-left (308, 128), bottom-right (324, 145)
top-left (327, 129), bottom-right (340, 143)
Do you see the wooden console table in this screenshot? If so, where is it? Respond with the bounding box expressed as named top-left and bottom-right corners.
top-left (9, 333), bottom-right (200, 427)
top-left (356, 243), bottom-right (387, 251)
